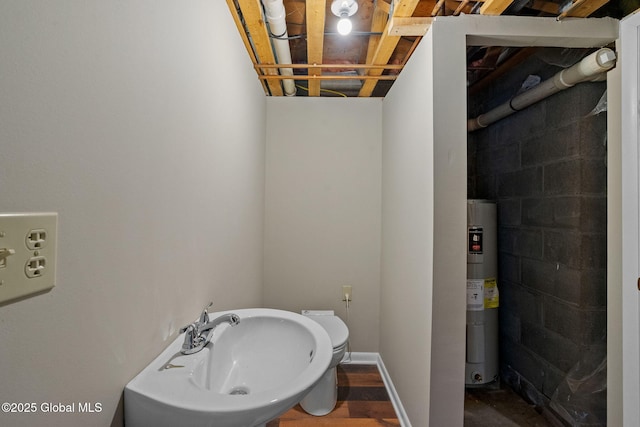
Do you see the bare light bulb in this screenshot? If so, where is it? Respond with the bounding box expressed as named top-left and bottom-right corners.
top-left (337, 15), bottom-right (352, 35)
top-left (331, 0), bottom-right (357, 36)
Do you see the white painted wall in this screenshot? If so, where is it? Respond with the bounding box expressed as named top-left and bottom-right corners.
top-left (380, 29), bottom-right (437, 427)
top-left (380, 21), bottom-right (469, 426)
top-left (0, 2), bottom-right (266, 426)
top-left (428, 21), bottom-right (471, 427)
top-left (264, 97), bottom-right (382, 352)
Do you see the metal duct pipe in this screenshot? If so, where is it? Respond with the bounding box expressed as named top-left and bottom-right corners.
top-left (263, 0), bottom-right (296, 96)
top-left (467, 47), bottom-right (616, 132)
top-left (320, 71), bottom-right (364, 92)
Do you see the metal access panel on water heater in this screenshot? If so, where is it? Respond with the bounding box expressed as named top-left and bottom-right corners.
top-left (466, 200), bottom-right (498, 386)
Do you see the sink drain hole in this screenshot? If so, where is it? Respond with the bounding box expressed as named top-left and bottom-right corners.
top-left (229, 386), bottom-right (250, 396)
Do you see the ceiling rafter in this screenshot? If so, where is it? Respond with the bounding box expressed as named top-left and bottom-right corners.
top-left (388, 17), bottom-right (433, 36)
top-left (480, 0), bottom-right (516, 15)
top-left (431, 0), bottom-right (447, 16)
top-left (305, 0), bottom-right (326, 96)
top-left (528, 0), bottom-right (560, 14)
top-left (364, 1), bottom-right (391, 66)
top-left (258, 74), bottom-right (399, 81)
top-left (234, 0), bottom-right (283, 96)
top-left (229, 0), bottom-right (616, 97)
top-left (467, 0), bottom-right (610, 90)
top-left (558, 0), bottom-right (610, 19)
top-left (453, 0), bottom-right (471, 16)
top-left (225, 0), bottom-right (268, 94)
top-left (359, 0), bottom-right (422, 97)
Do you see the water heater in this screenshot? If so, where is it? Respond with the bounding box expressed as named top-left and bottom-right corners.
top-left (466, 200), bottom-right (499, 386)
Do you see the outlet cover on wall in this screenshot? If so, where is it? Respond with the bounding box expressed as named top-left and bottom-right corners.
top-left (0, 213), bottom-right (57, 306)
top-left (342, 285), bottom-right (352, 301)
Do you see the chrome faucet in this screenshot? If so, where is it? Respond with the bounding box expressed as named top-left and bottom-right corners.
top-left (180, 302), bottom-right (240, 354)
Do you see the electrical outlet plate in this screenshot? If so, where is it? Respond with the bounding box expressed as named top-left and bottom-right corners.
top-left (0, 213), bottom-right (57, 305)
top-left (342, 285), bottom-right (352, 301)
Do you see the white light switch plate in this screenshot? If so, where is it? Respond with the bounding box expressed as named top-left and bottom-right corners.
top-left (0, 213), bottom-right (57, 305)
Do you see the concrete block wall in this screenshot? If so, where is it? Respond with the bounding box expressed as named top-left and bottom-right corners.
top-left (468, 51), bottom-right (608, 413)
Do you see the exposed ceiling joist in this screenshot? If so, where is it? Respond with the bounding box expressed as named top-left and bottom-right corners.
top-left (388, 17), bottom-right (433, 36)
top-left (431, 0), bottom-right (447, 16)
top-left (468, 47), bottom-right (539, 95)
top-left (528, 0), bottom-right (560, 14)
top-left (364, 1), bottom-right (391, 66)
top-left (257, 64), bottom-right (404, 70)
top-left (558, 0), bottom-right (610, 19)
top-left (225, 0), bottom-right (268, 94)
top-left (234, 0), bottom-right (283, 96)
top-left (258, 74), bottom-right (398, 81)
top-left (453, 0), bottom-right (471, 16)
top-left (359, 0), bottom-right (421, 97)
top-left (229, 0), bottom-right (619, 98)
top-left (480, 0), bottom-right (516, 15)
top-left (377, 0), bottom-right (392, 14)
top-left (306, 0), bottom-right (326, 96)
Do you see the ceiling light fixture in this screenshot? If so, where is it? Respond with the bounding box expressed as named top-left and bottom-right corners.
top-left (331, 0), bottom-right (358, 36)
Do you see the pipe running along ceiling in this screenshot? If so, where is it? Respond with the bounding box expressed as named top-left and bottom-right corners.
top-left (225, 0), bottom-right (619, 97)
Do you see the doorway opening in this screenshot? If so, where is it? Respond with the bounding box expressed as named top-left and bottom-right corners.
top-left (465, 45), bottom-right (609, 426)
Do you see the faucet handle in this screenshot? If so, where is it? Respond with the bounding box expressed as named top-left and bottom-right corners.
top-left (180, 322), bottom-right (197, 335)
top-left (199, 301), bottom-right (213, 325)
top-left (180, 323), bottom-right (198, 352)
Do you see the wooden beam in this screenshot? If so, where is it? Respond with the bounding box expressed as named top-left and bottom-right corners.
top-left (364, 1), bottom-right (391, 66)
top-left (528, 0), bottom-right (560, 14)
top-left (306, 0), bottom-right (326, 96)
top-left (431, 0), bottom-right (447, 16)
top-left (453, 0), bottom-right (471, 16)
top-left (235, 0), bottom-right (283, 96)
top-left (255, 64), bottom-right (404, 70)
top-left (389, 0), bottom-right (423, 16)
top-left (480, 0), bottom-right (516, 15)
top-left (225, 0), bottom-right (268, 94)
top-left (468, 47), bottom-right (539, 95)
top-left (258, 74), bottom-right (398, 81)
top-left (401, 36), bottom-right (422, 65)
top-left (377, 0), bottom-right (391, 15)
top-left (388, 17), bottom-right (433, 36)
top-left (558, 0), bottom-right (609, 19)
top-left (359, 0), bottom-right (421, 97)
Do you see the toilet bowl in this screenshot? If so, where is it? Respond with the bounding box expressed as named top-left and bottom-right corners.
top-left (300, 310), bottom-right (349, 416)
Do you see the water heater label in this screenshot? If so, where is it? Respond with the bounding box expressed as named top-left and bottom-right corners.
top-left (484, 278), bottom-right (499, 309)
top-left (466, 279), bottom-right (484, 311)
top-left (468, 227), bottom-right (483, 254)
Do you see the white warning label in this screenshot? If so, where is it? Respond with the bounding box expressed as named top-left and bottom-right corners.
top-left (467, 279), bottom-right (485, 311)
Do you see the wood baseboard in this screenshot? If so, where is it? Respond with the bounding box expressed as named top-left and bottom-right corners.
top-left (341, 352), bottom-right (412, 427)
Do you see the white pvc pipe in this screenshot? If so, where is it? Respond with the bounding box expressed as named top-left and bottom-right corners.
top-left (468, 47), bottom-right (616, 132)
top-left (263, 0), bottom-right (296, 96)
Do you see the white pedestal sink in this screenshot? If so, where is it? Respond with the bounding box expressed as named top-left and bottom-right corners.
top-left (125, 308), bottom-right (332, 427)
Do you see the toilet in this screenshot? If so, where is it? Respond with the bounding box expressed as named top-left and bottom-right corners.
top-left (300, 310), bottom-right (349, 416)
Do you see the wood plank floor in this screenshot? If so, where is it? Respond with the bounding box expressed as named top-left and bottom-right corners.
top-left (267, 364), bottom-right (400, 427)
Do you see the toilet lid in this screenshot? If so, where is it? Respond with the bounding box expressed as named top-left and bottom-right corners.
top-left (305, 315), bottom-right (349, 348)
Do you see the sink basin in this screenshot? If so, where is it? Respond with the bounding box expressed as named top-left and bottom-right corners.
top-left (124, 308), bottom-right (333, 427)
